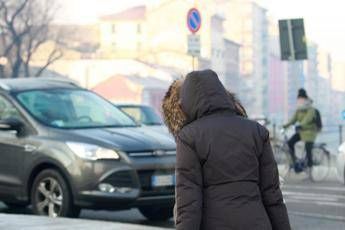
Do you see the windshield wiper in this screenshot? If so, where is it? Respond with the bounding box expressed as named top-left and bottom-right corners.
top-left (102, 124), bottom-right (139, 128)
top-left (144, 122), bottom-right (163, 126)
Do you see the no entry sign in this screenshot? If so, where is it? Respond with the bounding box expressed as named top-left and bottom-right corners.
top-left (187, 8), bottom-right (201, 33)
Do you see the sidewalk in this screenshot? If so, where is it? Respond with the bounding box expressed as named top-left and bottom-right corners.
top-left (0, 214), bottom-right (168, 230)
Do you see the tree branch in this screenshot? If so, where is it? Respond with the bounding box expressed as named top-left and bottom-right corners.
top-left (35, 48), bottom-right (63, 77)
top-left (0, 0), bottom-right (61, 78)
top-left (10, 0), bottom-right (30, 25)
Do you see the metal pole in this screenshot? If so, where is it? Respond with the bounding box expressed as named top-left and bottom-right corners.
top-left (340, 125), bottom-right (343, 145)
top-left (0, 65), bottom-right (3, 78)
top-left (273, 123), bottom-right (277, 141)
top-left (192, 56), bottom-right (195, 71)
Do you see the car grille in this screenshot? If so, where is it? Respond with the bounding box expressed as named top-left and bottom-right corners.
top-left (102, 170), bottom-right (136, 188)
top-left (137, 169), bottom-right (175, 197)
top-left (128, 150), bottom-right (176, 157)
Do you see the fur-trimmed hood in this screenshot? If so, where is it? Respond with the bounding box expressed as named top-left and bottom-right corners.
top-left (162, 80), bottom-right (186, 137)
top-left (162, 76), bottom-right (247, 137)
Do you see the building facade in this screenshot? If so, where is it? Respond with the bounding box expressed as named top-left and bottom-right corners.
top-left (221, 0), bottom-right (269, 116)
top-left (97, 0), bottom-right (240, 85)
top-left (98, 6), bottom-right (147, 59)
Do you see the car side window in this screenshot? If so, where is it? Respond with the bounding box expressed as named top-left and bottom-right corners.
top-left (0, 95), bottom-right (21, 121)
top-left (121, 107), bottom-right (142, 124)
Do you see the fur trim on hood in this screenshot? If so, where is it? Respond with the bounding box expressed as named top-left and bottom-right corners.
top-left (162, 79), bottom-right (247, 137)
top-left (162, 80), bottom-right (186, 137)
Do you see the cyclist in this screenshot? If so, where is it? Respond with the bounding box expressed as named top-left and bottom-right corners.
top-left (283, 88), bottom-right (319, 175)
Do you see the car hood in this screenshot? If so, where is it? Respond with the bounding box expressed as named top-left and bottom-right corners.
top-left (143, 125), bottom-right (170, 134)
top-left (53, 126), bottom-right (176, 152)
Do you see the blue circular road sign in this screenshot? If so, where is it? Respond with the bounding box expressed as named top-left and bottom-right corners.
top-left (187, 8), bottom-right (201, 33)
top-left (342, 110), bottom-right (345, 120)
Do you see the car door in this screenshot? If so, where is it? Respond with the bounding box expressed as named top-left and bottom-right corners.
top-left (0, 95), bottom-right (27, 196)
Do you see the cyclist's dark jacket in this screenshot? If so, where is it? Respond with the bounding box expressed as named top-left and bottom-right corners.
top-left (175, 70), bottom-right (291, 230)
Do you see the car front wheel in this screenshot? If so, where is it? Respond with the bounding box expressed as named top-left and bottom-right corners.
top-left (31, 169), bottom-right (80, 218)
top-left (139, 206), bottom-right (173, 221)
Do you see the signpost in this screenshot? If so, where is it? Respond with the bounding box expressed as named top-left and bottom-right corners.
top-left (187, 8), bottom-right (201, 34)
top-left (187, 8), bottom-right (201, 70)
top-left (188, 35), bottom-right (200, 57)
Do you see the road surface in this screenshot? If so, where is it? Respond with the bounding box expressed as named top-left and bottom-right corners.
top-left (1, 179), bottom-right (344, 229)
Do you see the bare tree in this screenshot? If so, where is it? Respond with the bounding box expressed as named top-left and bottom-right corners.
top-left (0, 0), bottom-right (63, 78)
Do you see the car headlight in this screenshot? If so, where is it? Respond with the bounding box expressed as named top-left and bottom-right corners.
top-left (66, 142), bottom-right (120, 160)
top-left (339, 142), bottom-right (345, 153)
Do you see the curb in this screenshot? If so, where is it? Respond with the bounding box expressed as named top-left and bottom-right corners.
top-left (0, 214), bottom-right (168, 230)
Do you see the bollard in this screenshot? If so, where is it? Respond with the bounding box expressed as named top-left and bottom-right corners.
top-left (273, 123), bottom-right (277, 141)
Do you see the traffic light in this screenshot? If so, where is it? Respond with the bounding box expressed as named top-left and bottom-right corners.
top-left (279, 18), bottom-right (308, 61)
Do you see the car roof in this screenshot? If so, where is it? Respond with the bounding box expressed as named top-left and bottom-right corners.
top-left (0, 78), bottom-right (80, 92)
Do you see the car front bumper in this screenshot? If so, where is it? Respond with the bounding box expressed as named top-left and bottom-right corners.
top-left (72, 155), bottom-right (176, 210)
top-left (76, 191), bottom-right (174, 210)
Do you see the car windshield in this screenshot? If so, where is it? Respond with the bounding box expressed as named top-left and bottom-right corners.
top-left (119, 106), bottom-right (163, 126)
top-left (16, 89), bottom-right (137, 129)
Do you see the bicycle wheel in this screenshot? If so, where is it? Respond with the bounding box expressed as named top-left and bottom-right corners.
top-left (273, 143), bottom-right (291, 179)
top-left (310, 147), bottom-right (330, 182)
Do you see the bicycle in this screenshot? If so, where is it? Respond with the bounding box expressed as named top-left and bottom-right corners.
top-left (272, 128), bottom-right (331, 182)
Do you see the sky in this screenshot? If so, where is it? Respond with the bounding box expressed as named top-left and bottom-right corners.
top-left (56, 0), bottom-right (345, 62)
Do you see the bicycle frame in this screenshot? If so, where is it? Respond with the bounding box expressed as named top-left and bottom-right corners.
top-left (276, 128), bottom-right (331, 182)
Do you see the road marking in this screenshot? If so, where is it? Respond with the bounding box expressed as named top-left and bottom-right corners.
top-left (284, 184), bottom-right (345, 192)
top-left (285, 195), bottom-right (338, 202)
top-left (286, 198), bottom-right (345, 208)
top-left (289, 211), bottom-right (345, 222)
top-left (283, 191), bottom-right (345, 200)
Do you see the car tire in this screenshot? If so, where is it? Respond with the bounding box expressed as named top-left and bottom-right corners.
top-left (31, 169), bottom-right (80, 218)
top-left (4, 202), bottom-right (28, 209)
top-left (139, 206), bottom-right (173, 221)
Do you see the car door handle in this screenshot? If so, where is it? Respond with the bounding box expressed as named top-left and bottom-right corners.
top-left (24, 144), bottom-right (37, 152)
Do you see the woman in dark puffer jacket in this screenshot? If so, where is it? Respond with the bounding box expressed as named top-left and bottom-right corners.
top-left (162, 70), bottom-right (290, 230)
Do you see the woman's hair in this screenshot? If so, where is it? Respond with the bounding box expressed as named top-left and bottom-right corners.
top-left (162, 79), bottom-right (247, 137)
top-left (225, 91), bottom-right (248, 118)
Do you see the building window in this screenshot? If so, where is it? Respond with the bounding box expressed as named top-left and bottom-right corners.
top-left (137, 24), bottom-right (141, 34)
top-left (243, 61), bottom-right (253, 75)
top-left (243, 48), bottom-right (253, 59)
top-left (112, 42), bottom-right (117, 51)
top-left (112, 24), bottom-right (116, 34)
top-left (262, 57), bottom-right (267, 65)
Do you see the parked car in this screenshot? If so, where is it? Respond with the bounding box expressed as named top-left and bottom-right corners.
top-left (336, 142), bottom-right (345, 184)
top-left (116, 104), bottom-right (169, 134)
top-left (0, 78), bottom-right (176, 220)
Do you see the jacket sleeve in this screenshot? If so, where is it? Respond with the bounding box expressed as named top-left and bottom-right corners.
top-left (283, 111), bottom-right (297, 128)
top-left (259, 129), bottom-right (291, 230)
top-left (300, 108), bottom-right (315, 128)
top-left (175, 133), bottom-right (203, 230)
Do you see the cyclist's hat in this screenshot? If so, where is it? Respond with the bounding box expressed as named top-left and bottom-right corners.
top-left (297, 88), bottom-right (308, 99)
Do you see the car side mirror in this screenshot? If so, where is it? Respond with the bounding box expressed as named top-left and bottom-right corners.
top-left (0, 117), bottom-right (24, 133)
